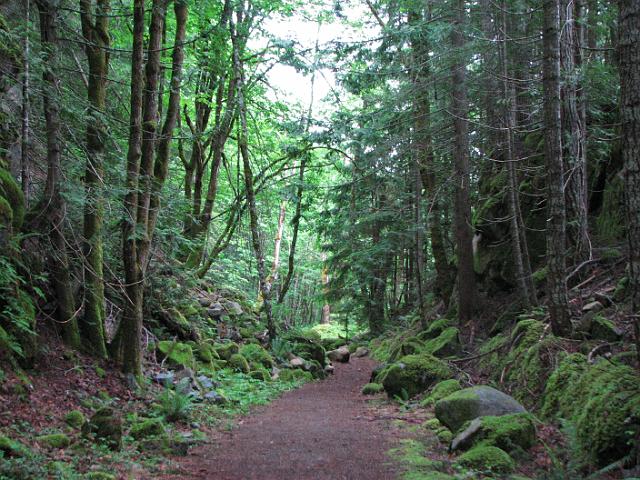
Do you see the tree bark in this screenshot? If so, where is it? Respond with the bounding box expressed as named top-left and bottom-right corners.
top-left (543, 0), bottom-right (572, 336)
top-left (80, 0), bottom-right (110, 358)
top-left (21, 0), bottom-right (31, 207)
top-left (450, 0), bottom-right (475, 324)
top-left (37, 0), bottom-right (81, 349)
top-left (618, 0), bottom-right (640, 370)
top-left (560, 0), bottom-right (590, 261)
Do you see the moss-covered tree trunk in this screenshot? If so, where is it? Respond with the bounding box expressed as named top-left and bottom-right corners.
top-left (79, 0), bottom-right (109, 358)
top-left (118, 0), bottom-right (187, 376)
top-left (37, 0), bottom-right (81, 349)
top-left (543, 0), bottom-right (571, 336)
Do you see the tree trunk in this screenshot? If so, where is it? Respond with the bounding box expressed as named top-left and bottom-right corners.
top-left (119, 0), bottom-right (145, 374)
top-left (618, 0), bottom-right (640, 370)
top-left (560, 0), bottom-right (590, 261)
top-left (117, 0), bottom-right (187, 375)
top-left (543, 0), bottom-right (572, 336)
top-left (80, 0), bottom-right (110, 358)
top-left (500, 2), bottom-right (535, 308)
top-left (37, 0), bottom-right (81, 349)
top-left (21, 0), bottom-right (31, 207)
top-left (233, 10), bottom-right (276, 341)
top-left (450, 0), bottom-right (475, 324)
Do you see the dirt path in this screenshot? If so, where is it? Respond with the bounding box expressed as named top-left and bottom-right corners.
top-left (164, 357), bottom-right (399, 480)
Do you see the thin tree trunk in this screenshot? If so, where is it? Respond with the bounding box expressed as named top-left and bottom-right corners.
top-left (450, 0), bottom-right (475, 324)
top-left (21, 0), bottom-right (31, 207)
top-left (500, 2), bottom-right (533, 308)
top-left (37, 0), bottom-right (81, 349)
top-left (233, 10), bottom-right (275, 341)
top-left (618, 0), bottom-right (640, 371)
top-left (80, 0), bottom-right (109, 358)
top-left (543, 0), bottom-right (572, 336)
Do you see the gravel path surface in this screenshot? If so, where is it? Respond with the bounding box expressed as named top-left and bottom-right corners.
top-left (163, 357), bottom-right (398, 479)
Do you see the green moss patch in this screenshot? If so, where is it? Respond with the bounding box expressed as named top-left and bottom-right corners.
top-left (36, 433), bottom-right (71, 449)
top-left (455, 445), bottom-right (515, 473)
top-left (228, 353), bottom-right (250, 373)
top-left (64, 410), bottom-right (85, 429)
top-left (423, 328), bottom-right (461, 358)
top-left (0, 435), bottom-right (30, 457)
top-left (239, 344), bottom-right (274, 369)
top-left (130, 418), bottom-right (166, 440)
top-left (382, 353), bottom-right (452, 399)
top-left (421, 379), bottom-right (462, 407)
top-left (157, 341), bottom-right (195, 368)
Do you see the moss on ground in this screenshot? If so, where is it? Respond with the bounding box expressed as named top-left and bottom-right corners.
top-left (239, 344), bottom-right (274, 369)
top-left (455, 444), bottom-right (515, 473)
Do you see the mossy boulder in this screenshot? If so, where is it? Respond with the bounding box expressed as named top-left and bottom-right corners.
top-left (290, 337), bottom-right (327, 367)
top-left (279, 368), bottom-right (313, 382)
top-left (0, 435), bottom-right (30, 457)
top-left (239, 344), bottom-right (274, 369)
top-left (451, 413), bottom-right (536, 453)
top-left (541, 354), bottom-right (640, 466)
top-left (0, 167), bottom-right (25, 229)
top-left (64, 410), bottom-right (85, 429)
top-left (84, 473), bottom-right (116, 480)
top-left (228, 353), bottom-right (250, 373)
top-left (130, 418), bottom-right (166, 440)
top-left (418, 318), bottom-right (451, 341)
top-left (37, 433), bottom-right (71, 449)
top-left (84, 407), bottom-right (122, 450)
top-left (195, 342), bottom-right (220, 364)
top-left (423, 327), bottom-right (461, 358)
top-left (382, 353), bottom-right (452, 399)
top-left (157, 341), bottom-right (195, 368)
top-left (214, 342), bottom-right (239, 360)
top-left (361, 383), bottom-right (384, 395)
top-left (249, 369), bottom-right (271, 381)
top-left (388, 336), bottom-right (425, 362)
top-left (421, 379), bottom-right (462, 407)
top-left (435, 386), bottom-right (526, 432)
top-left (590, 314), bottom-right (623, 341)
top-left (455, 445), bottom-right (515, 473)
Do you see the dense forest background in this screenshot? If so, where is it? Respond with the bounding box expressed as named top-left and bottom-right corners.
top-left (0, 0), bottom-right (639, 478)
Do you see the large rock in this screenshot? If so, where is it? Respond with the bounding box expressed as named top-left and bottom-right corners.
top-left (84, 408), bottom-right (123, 450)
top-left (450, 413), bottom-right (536, 453)
top-left (157, 341), bottom-right (195, 368)
top-left (353, 346), bottom-right (370, 358)
top-left (381, 353), bottom-right (452, 398)
top-left (328, 346), bottom-right (350, 363)
top-left (435, 386), bottom-right (526, 432)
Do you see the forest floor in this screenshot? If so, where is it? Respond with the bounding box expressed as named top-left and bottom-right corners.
top-left (159, 357), bottom-right (412, 480)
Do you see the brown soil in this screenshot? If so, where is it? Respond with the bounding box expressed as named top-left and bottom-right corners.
top-left (161, 357), bottom-right (402, 480)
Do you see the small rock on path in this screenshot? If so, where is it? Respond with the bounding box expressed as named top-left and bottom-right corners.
top-left (163, 357), bottom-right (398, 479)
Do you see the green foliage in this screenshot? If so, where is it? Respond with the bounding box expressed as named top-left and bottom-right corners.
top-left (387, 439), bottom-right (449, 480)
top-left (0, 168), bottom-right (25, 229)
top-left (361, 382), bottom-right (384, 395)
top-left (157, 386), bottom-right (193, 423)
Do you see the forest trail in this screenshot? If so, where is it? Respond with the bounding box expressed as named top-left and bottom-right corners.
top-left (162, 357), bottom-right (400, 480)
